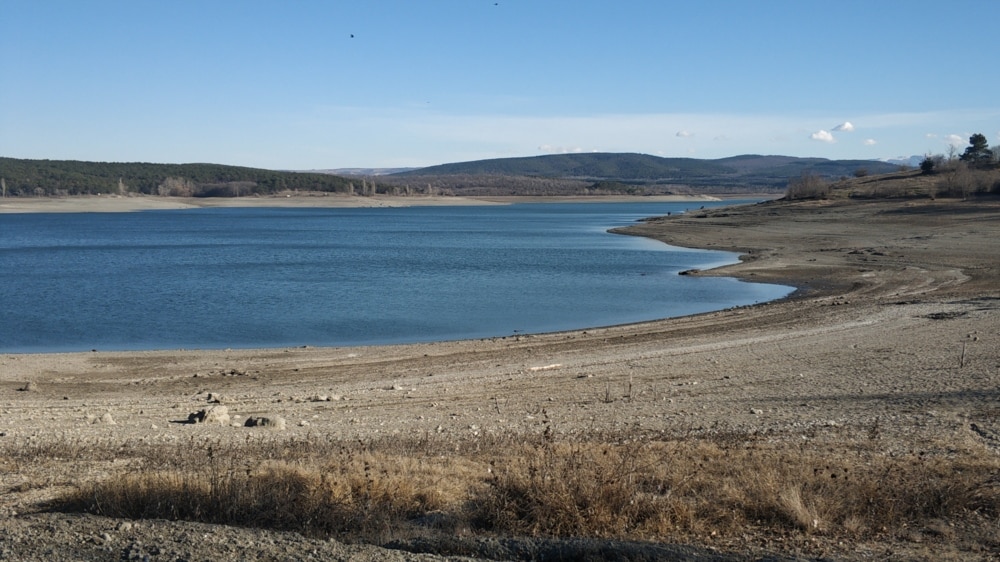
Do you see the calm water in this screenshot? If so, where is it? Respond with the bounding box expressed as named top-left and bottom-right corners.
top-left (0, 201), bottom-right (792, 352)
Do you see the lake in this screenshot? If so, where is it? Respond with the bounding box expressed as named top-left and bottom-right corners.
top-left (0, 201), bottom-right (793, 352)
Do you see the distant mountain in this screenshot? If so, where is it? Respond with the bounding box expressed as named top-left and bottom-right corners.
top-left (310, 168), bottom-right (418, 176)
top-left (396, 153), bottom-right (733, 180)
top-left (392, 153), bottom-right (902, 191)
top-left (884, 155), bottom-right (924, 168)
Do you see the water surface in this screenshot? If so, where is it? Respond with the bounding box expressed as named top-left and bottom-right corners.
top-left (0, 201), bottom-right (793, 352)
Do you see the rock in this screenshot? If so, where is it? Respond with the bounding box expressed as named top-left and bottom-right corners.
top-left (98, 412), bottom-right (116, 425)
top-left (243, 416), bottom-right (286, 430)
top-left (18, 381), bottom-right (37, 392)
top-left (206, 392), bottom-right (224, 403)
top-left (750, 408), bottom-right (764, 415)
top-left (187, 405), bottom-right (230, 425)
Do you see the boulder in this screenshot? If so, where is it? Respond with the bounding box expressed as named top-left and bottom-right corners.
top-left (244, 416), bottom-right (286, 430)
top-left (187, 405), bottom-right (230, 425)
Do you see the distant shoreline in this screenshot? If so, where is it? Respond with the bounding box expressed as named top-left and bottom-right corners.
top-left (0, 193), bottom-right (725, 214)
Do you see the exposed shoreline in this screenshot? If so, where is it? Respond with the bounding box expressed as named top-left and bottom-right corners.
top-left (0, 193), bottom-right (722, 213)
top-left (3, 196), bottom-right (999, 560)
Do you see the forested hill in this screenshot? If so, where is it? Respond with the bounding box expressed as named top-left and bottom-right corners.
top-left (394, 153), bottom-right (902, 190)
top-left (0, 153), bottom-right (905, 197)
top-left (0, 158), bottom-right (358, 197)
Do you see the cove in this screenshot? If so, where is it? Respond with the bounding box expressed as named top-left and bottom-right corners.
top-left (0, 200), bottom-right (793, 352)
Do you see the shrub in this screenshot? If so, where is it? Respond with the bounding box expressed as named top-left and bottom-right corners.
top-left (785, 172), bottom-right (830, 200)
top-left (44, 433), bottom-right (1000, 545)
top-left (920, 157), bottom-right (936, 175)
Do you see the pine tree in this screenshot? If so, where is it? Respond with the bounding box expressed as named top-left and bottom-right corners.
top-left (959, 133), bottom-right (991, 167)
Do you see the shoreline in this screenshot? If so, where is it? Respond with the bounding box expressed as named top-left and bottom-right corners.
top-left (0, 193), bottom-right (724, 213)
top-left (3, 196), bottom-right (999, 560)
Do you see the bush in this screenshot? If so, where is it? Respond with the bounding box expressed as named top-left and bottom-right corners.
top-left (785, 172), bottom-right (830, 200)
top-left (920, 157), bottom-right (936, 175)
top-left (935, 163), bottom-right (1000, 198)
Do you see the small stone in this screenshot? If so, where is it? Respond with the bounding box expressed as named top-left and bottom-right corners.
top-left (188, 405), bottom-right (230, 425)
top-left (244, 416), bottom-right (286, 430)
top-left (750, 408), bottom-right (764, 415)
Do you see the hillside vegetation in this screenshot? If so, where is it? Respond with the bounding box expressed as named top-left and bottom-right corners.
top-left (1, 153), bottom-right (905, 198)
top-left (393, 152), bottom-right (902, 192)
top-left (785, 134), bottom-right (1000, 200)
top-left (0, 158), bottom-right (358, 197)
top-left (785, 163), bottom-right (1000, 201)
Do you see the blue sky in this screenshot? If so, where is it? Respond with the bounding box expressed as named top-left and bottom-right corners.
top-left (1, 1), bottom-right (998, 169)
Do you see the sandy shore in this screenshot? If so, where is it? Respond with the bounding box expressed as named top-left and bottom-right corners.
top-left (2, 196), bottom-right (998, 560)
top-left (0, 193), bottom-right (719, 213)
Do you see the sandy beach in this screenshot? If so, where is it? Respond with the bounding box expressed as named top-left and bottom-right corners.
top-left (2, 195), bottom-right (998, 560)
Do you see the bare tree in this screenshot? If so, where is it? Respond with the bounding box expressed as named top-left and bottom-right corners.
top-left (785, 172), bottom-right (830, 200)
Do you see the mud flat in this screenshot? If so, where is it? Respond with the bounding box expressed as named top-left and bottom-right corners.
top-left (2, 197), bottom-right (998, 560)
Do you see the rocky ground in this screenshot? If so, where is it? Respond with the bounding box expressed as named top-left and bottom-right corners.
top-left (2, 196), bottom-right (998, 560)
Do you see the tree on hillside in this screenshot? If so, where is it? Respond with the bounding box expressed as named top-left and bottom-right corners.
top-left (920, 156), bottom-right (936, 175)
top-left (959, 133), bottom-right (992, 167)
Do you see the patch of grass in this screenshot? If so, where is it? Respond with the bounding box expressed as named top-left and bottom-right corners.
top-left (41, 432), bottom-right (1000, 546)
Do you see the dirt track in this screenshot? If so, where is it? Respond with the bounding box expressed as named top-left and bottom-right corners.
top-left (2, 197), bottom-right (999, 560)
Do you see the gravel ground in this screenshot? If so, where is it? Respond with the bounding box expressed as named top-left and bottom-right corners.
top-left (2, 197), bottom-right (998, 561)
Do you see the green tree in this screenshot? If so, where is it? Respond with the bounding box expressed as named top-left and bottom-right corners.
top-left (920, 156), bottom-right (936, 175)
top-left (959, 133), bottom-right (992, 167)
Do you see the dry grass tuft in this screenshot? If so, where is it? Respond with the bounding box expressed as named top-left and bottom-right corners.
top-left (39, 431), bottom-right (1000, 546)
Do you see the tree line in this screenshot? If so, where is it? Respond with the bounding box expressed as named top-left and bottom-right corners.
top-left (0, 158), bottom-right (359, 197)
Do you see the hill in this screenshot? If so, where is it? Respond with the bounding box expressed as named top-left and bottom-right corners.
top-left (785, 163), bottom-right (1000, 201)
top-left (392, 153), bottom-right (903, 192)
top-left (0, 158), bottom-right (359, 197)
top-left (0, 153), bottom-right (907, 198)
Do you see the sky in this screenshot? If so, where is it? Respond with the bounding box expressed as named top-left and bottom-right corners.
top-left (1, 1), bottom-right (998, 170)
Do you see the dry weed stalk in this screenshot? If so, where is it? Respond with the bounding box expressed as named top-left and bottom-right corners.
top-left (34, 430), bottom-right (1000, 545)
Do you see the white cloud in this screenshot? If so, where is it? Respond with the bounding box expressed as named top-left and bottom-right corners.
top-left (810, 130), bottom-right (836, 143)
top-left (863, 138), bottom-right (877, 146)
top-left (925, 133), bottom-right (937, 138)
top-left (676, 130), bottom-right (693, 138)
top-left (833, 121), bottom-right (855, 132)
top-left (945, 134), bottom-right (965, 147)
top-left (276, 106), bottom-right (1000, 167)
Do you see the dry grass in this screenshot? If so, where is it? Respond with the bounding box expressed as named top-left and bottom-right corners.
top-left (29, 429), bottom-right (998, 548)
top-left (821, 168), bottom-right (1000, 199)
